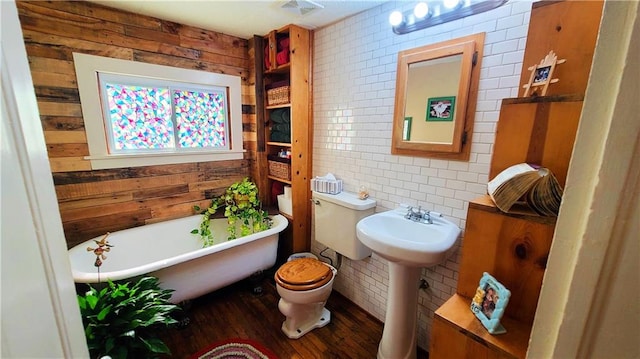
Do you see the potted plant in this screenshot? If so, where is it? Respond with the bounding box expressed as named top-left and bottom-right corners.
top-left (79, 237), bottom-right (181, 358)
top-left (78, 276), bottom-right (180, 358)
top-left (192, 177), bottom-right (272, 246)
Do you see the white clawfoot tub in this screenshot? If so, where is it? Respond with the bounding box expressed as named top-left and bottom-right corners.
top-left (68, 214), bottom-right (288, 303)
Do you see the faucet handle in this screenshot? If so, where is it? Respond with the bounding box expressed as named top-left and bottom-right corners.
top-left (404, 206), bottom-right (413, 218)
top-left (421, 211), bottom-right (433, 224)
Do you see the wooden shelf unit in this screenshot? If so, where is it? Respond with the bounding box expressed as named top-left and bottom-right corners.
top-left (256, 24), bottom-right (312, 261)
top-left (429, 2), bottom-right (603, 356)
top-left (517, 1), bottom-right (604, 98)
top-left (432, 294), bottom-right (531, 359)
top-left (430, 93), bottom-right (584, 358)
top-left (430, 195), bottom-right (556, 359)
top-left (489, 95), bottom-right (584, 188)
top-left (267, 141), bottom-right (292, 147)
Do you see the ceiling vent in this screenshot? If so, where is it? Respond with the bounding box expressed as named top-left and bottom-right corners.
top-left (280, 0), bottom-right (324, 16)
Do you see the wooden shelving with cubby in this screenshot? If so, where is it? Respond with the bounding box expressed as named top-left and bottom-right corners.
top-left (266, 64), bottom-right (291, 75)
top-left (430, 196), bottom-right (555, 359)
top-left (266, 103), bottom-right (291, 110)
top-left (429, 95), bottom-right (582, 357)
top-left (267, 142), bottom-right (292, 147)
top-left (267, 176), bottom-right (291, 185)
top-left (255, 24), bottom-right (312, 261)
top-left (429, 2), bottom-right (603, 357)
top-left (432, 294), bottom-right (531, 359)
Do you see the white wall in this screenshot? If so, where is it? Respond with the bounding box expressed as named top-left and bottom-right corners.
top-left (312, 0), bottom-right (534, 350)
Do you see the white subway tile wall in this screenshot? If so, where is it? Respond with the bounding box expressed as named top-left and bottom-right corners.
top-left (312, 0), bottom-right (534, 350)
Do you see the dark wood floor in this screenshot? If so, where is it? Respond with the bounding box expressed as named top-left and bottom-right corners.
top-left (160, 269), bottom-right (429, 358)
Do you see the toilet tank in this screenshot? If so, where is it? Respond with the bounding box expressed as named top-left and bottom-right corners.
top-left (312, 191), bottom-right (376, 260)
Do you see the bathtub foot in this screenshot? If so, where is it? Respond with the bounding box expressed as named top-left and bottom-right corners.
top-left (180, 299), bottom-right (193, 311)
top-left (177, 316), bottom-right (190, 328)
top-left (173, 300), bottom-right (192, 329)
top-left (249, 270), bottom-right (265, 296)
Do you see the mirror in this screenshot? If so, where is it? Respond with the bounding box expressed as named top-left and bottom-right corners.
top-left (392, 33), bottom-right (485, 160)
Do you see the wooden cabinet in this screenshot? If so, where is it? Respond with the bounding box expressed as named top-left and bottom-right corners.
top-left (431, 294), bottom-right (531, 359)
top-left (457, 197), bottom-right (555, 324)
top-left (489, 95), bottom-right (583, 188)
top-left (430, 197), bottom-right (555, 359)
top-left (430, 93), bottom-right (581, 358)
top-left (256, 25), bottom-right (312, 260)
top-left (430, 1), bottom-right (603, 356)
top-left (518, 1), bottom-right (603, 97)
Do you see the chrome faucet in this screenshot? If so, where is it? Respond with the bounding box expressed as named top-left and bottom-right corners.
top-left (405, 206), bottom-right (433, 224)
top-left (404, 206), bottom-right (419, 220)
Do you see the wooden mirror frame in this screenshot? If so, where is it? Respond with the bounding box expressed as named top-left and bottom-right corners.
top-left (392, 33), bottom-right (485, 161)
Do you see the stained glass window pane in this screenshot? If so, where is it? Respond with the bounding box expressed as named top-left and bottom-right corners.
top-left (173, 89), bottom-right (227, 148)
top-left (105, 83), bottom-right (174, 150)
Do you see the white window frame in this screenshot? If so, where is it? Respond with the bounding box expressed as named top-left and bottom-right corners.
top-left (74, 53), bottom-right (244, 169)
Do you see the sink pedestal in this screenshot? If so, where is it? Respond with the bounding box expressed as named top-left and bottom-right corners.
top-left (377, 263), bottom-right (421, 359)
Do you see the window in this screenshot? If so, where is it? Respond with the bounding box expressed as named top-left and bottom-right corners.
top-left (74, 53), bottom-right (244, 169)
top-left (99, 73), bottom-right (230, 152)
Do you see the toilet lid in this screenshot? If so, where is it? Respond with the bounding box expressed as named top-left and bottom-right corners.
top-left (275, 258), bottom-right (333, 291)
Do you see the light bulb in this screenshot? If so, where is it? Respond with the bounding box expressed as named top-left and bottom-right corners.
top-left (443, 0), bottom-right (462, 9)
top-left (389, 10), bottom-right (403, 26)
top-left (413, 2), bottom-right (429, 19)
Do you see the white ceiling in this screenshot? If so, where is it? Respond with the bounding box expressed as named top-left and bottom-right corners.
top-left (90, 0), bottom-right (389, 39)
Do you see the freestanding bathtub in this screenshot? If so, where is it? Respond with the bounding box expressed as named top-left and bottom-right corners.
top-left (68, 214), bottom-right (288, 303)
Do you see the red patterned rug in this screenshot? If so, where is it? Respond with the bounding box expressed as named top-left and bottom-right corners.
top-left (190, 338), bottom-right (278, 359)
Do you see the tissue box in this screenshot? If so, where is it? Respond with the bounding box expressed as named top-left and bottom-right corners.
top-left (277, 194), bottom-right (292, 216)
top-left (311, 177), bottom-right (343, 194)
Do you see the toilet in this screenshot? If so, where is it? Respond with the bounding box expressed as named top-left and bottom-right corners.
top-left (275, 191), bottom-right (376, 339)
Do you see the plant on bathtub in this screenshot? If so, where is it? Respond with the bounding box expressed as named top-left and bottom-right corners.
top-left (192, 177), bottom-right (272, 247)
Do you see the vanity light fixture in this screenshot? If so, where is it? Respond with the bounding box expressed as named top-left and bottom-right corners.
top-left (390, 0), bottom-right (509, 34)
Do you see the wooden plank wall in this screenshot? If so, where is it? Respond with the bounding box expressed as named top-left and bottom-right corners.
top-left (16, 1), bottom-right (260, 248)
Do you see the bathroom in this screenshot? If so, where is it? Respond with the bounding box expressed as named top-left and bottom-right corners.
top-left (2, 0), bottom-right (638, 358)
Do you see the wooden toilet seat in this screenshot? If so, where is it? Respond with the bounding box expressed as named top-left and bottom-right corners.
top-left (275, 258), bottom-right (333, 291)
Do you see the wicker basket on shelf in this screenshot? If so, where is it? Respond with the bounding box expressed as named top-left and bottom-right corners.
top-left (267, 155), bottom-right (291, 181)
top-left (267, 86), bottom-right (290, 106)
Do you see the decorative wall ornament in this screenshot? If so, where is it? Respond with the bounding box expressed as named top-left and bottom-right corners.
top-left (522, 50), bottom-right (566, 97)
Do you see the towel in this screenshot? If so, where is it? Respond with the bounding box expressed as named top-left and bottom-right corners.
top-left (270, 108), bottom-right (290, 124)
top-left (273, 124), bottom-right (290, 134)
top-left (270, 131), bottom-right (290, 143)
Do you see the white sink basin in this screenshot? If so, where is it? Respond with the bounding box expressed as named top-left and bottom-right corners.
top-left (356, 208), bottom-right (461, 267)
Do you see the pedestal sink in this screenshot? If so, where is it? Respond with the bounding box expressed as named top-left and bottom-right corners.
top-left (356, 207), bottom-right (461, 359)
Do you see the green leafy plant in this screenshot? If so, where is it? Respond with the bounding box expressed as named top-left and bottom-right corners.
top-left (191, 178), bottom-right (272, 246)
top-left (77, 276), bottom-right (180, 359)
top-left (191, 197), bottom-right (222, 247)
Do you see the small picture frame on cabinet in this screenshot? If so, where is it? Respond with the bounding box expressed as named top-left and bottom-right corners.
top-left (470, 272), bottom-right (511, 334)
